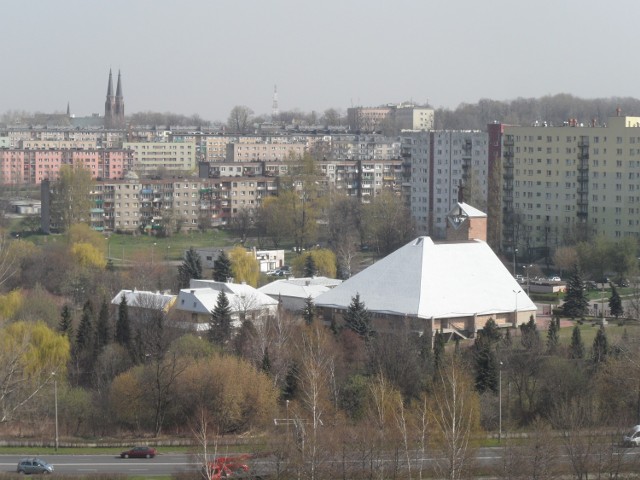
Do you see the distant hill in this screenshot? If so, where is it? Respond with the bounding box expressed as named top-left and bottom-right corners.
top-left (434, 94), bottom-right (640, 130)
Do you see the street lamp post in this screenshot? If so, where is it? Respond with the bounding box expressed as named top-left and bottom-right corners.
top-left (512, 248), bottom-right (518, 276)
top-left (513, 289), bottom-right (521, 326)
top-left (152, 242), bottom-right (157, 265)
top-left (53, 373), bottom-right (59, 452)
top-left (523, 264), bottom-right (532, 295)
top-left (499, 361), bottom-right (503, 443)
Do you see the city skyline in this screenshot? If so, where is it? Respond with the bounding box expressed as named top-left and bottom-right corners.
top-left (4, 0), bottom-right (640, 122)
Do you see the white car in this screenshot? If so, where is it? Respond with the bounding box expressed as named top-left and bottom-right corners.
top-left (623, 425), bottom-right (640, 446)
top-left (548, 276), bottom-right (561, 282)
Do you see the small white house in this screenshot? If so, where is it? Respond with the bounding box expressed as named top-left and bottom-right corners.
top-left (176, 279), bottom-right (279, 331)
top-left (259, 276), bottom-right (343, 312)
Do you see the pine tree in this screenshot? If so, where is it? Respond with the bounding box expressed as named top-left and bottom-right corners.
top-left (569, 325), bottom-right (585, 359)
top-left (76, 300), bottom-right (95, 352)
top-left (473, 332), bottom-right (499, 393)
top-left (301, 296), bottom-right (315, 325)
top-left (212, 250), bottom-right (232, 282)
top-left (546, 316), bottom-right (560, 355)
top-left (591, 325), bottom-right (608, 364)
top-left (178, 247), bottom-right (203, 288)
top-left (520, 315), bottom-right (541, 350)
top-left (59, 304), bottom-right (74, 338)
top-left (95, 298), bottom-right (111, 351)
top-left (433, 331), bottom-right (445, 374)
top-left (209, 290), bottom-right (232, 346)
top-left (562, 265), bottom-right (589, 319)
top-left (261, 348), bottom-right (272, 374)
top-left (344, 293), bottom-right (372, 340)
top-left (609, 284), bottom-right (623, 319)
top-left (303, 254), bottom-right (317, 277)
top-left (502, 327), bottom-right (512, 348)
top-left (482, 318), bottom-right (502, 342)
top-left (115, 295), bottom-right (131, 347)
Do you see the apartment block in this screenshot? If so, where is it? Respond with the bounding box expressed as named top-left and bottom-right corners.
top-left (225, 141), bottom-right (306, 162)
top-left (501, 115), bottom-right (640, 255)
top-left (402, 131), bottom-right (489, 238)
top-left (123, 140), bottom-right (196, 174)
top-left (347, 104), bottom-right (435, 132)
top-left (0, 148), bottom-right (132, 185)
top-left (318, 159), bottom-right (404, 200)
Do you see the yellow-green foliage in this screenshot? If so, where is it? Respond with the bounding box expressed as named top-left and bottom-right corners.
top-left (175, 354), bottom-right (278, 433)
top-left (70, 242), bottom-right (107, 269)
top-left (292, 249), bottom-right (337, 278)
top-left (229, 245), bottom-right (259, 287)
top-left (0, 321), bottom-right (71, 382)
top-left (67, 223), bottom-right (106, 251)
top-left (0, 289), bottom-right (24, 321)
top-left (109, 354), bottom-right (278, 433)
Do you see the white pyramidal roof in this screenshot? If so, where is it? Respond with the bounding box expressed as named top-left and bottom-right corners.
top-left (314, 237), bottom-right (536, 319)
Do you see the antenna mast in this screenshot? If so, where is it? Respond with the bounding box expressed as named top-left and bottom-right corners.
top-left (272, 84), bottom-right (279, 121)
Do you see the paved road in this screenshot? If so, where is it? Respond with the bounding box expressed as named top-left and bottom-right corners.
top-left (2, 447), bottom-right (640, 476)
top-left (0, 454), bottom-right (196, 476)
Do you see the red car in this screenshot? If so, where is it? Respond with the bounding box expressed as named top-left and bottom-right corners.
top-left (120, 446), bottom-right (157, 458)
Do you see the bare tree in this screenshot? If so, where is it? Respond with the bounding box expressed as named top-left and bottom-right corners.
top-left (429, 354), bottom-right (479, 480)
top-left (295, 322), bottom-right (335, 480)
top-left (227, 105), bottom-right (254, 133)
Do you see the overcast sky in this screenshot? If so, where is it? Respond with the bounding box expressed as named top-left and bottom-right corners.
top-left (3, 0), bottom-right (639, 122)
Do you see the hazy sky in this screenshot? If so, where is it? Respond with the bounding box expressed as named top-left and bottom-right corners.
top-left (4, 0), bottom-right (639, 122)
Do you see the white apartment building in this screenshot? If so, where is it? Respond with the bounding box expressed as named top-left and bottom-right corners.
top-left (502, 115), bottom-right (640, 252)
top-left (403, 131), bottom-right (489, 238)
top-left (123, 140), bottom-right (196, 174)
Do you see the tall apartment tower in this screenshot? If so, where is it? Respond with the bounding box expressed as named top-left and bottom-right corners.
top-left (104, 70), bottom-right (125, 129)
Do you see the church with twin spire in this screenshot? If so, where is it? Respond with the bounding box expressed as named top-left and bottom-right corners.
top-left (104, 69), bottom-right (125, 129)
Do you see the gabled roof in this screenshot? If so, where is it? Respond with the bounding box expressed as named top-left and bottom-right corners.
top-left (178, 280), bottom-right (278, 315)
top-left (450, 202), bottom-right (487, 218)
top-left (111, 289), bottom-right (176, 311)
top-left (314, 237), bottom-right (536, 319)
top-left (258, 277), bottom-right (341, 300)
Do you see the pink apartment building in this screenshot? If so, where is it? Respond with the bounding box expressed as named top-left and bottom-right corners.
top-left (0, 149), bottom-right (133, 185)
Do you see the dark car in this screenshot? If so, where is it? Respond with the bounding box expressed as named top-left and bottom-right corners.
top-left (120, 446), bottom-right (157, 458)
top-left (17, 458), bottom-right (54, 474)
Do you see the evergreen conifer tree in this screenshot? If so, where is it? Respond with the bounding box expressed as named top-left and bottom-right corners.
top-left (433, 331), bottom-right (445, 374)
top-left (303, 254), bottom-right (317, 277)
top-left (178, 247), bottom-right (203, 288)
top-left (209, 290), bottom-right (232, 346)
top-left (343, 293), bottom-right (372, 340)
top-left (520, 315), bottom-right (541, 350)
top-left (609, 283), bottom-right (623, 319)
top-left (569, 325), bottom-right (585, 359)
top-left (546, 316), bottom-right (560, 354)
top-left (591, 325), bottom-right (609, 364)
top-left (76, 300), bottom-right (95, 352)
top-left (562, 265), bottom-right (589, 319)
top-left (115, 295), bottom-right (131, 347)
top-left (95, 298), bottom-right (111, 351)
top-left (301, 296), bottom-right (315, 325)
top-left (473, 332), bottom-right (499, 393)
top-left (59, 304), bottom-right (74, 338)
top-left (212, 250), bottom-right (232, 282)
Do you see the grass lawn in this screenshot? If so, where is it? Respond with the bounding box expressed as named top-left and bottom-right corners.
top-left (557, 319), bottom-right (635, 346)
top-left (105, 230), bottom-right (231, 263)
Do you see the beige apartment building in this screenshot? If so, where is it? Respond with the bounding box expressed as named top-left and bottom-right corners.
top-left (123, 140), bottom-right (196, 175)
top-left (502, 115), bottom-right (640, 255)
top-left (225, 141), bottom-right (305, 162)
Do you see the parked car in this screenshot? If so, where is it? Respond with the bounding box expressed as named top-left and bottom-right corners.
top-left (17, 458), bottom-right (54, 474)
top-left (548, 276), bottom-right (561, 282)
top-left (616, 279), bottom-right (630, 287)
top-left (120, 446), bottom-right (157, 458)
top-left (623, 425), bottom-right (640, 446)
